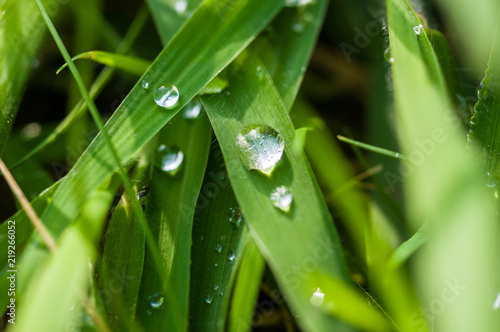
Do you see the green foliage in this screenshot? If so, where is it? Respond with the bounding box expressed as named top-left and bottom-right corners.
top-left (2, 0), bottom-right (500, 331)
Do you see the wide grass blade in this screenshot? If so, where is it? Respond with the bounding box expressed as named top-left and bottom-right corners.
top-left (201, 50), bottom-right (354, 332)
top-left (386, 0), bottom-right (500, 330)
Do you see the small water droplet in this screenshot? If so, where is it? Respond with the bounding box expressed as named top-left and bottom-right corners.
top-left (205, 294), bottom-right (213, 304)
top-left (484, 172), bottom-right (498, 188)
top-left (156, 145), bottom-right (184, 175)
top-left (200, 236), bottom-right (205, 241)
top-left (228, 207), bottom-right (243, 227)
top-left (215, 244), bottom-right (222, 253)
top-left (146, 310), bottom-right (152, 315)
top-left (213, 285), bottom-right (219, 290)
top-left (214, 262), bottom-right (218, 267)
top-left (310, 287), bottom-right (324, 307)
top-left (174, 0), bottom-right (187, 14)
top-left (20, 122), bottom-right (42, 140)
top-left (182, 98), bottom-right (203, 119)
top-left (148, 293), bottom-right (165, 309)
top-left (494, 292), bottom-right (500, 310)
top-left (270, 186), bottom-right (293, 212)
top-left (413, 24), bottom-right (423, 36)
top-left (235, 125), bottom-right (284, 174)
top-left (154, 84), bottom-right (179, 109)
top-left (220, 292), bottom-right (224, 296)
top-left (292, 22), bottom-right (304, 33)
top-left (31, 58), bottom-right (40, 69)
top-left (141, 80), bottom-right (149, 89)
top-left (227, 251), bottom-right (235, 261)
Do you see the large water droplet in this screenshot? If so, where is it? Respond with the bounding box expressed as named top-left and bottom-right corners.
top-left (228, 207), bottom-right (243, 227)
top-left (154, 84), bottom-right (179, 109)
top-left (205, 294), bottom-right (213, 304)
top-left (227, 251), bottom-right (235, 261)
top-left (270, 186), bottom-right (293, 212)
top-left (156, 145), bottom-right (184, 175)
top-left (310, 287), bottom-right (324, 307)
top-left (148, 293), bottom-right (165, 309)
top-left (215, 244), bottom-right (222, 253)
top-left (182, 98), bottom-right (203, 119)
top-left (235, 125), bottom-right (284, 174)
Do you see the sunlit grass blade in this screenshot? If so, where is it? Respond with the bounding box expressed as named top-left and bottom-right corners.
top-left (0, 0), bottom-right (69, 156)
top-left (229, 237), bottom-right (265, 332)
top-left (387, 0), bottom-right (500, 330)
top-left (201, 50), bottom-right (354, 331)
top-left (387, 221), bottom-right (429, 270)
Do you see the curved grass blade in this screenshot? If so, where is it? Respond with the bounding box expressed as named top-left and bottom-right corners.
top-left (8, 5), bottom-right (149, 170)
top-left (386, 0), bottom-right (500, 330)
top-left (56, 50), bottom-right (151, 75)
top-left (0, 0), bottom-right (69, 156)
top-left (136, 109), bottom-right (212, 331)
top-left (201, 51), bottom-right (354, 332)
top-left (188, 145), bottom-right (248, 331)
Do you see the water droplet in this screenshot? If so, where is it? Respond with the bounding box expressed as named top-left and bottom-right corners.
top-left (182, 98), bottom-right (203, 119)
top-left (156, 144), bottom-right (184, 175)
top-left (484, 172), bottom-right (498, 188)
top-left (215, 244), bottom-right (222, 253)
top-left (235, 125), bottom-right (284, 174)
top-left (20, 122), bottom-right (42, 140)
top-left (228, 207), bottom-right (243, 227)
top-left (205, 294), bottom-right (213, 304)
top-left (220, 292), bottom-right (224, 296)
top-left (292, 22), bottom-right (304, 33)
top-left (310, 287), bottom-right (324, 307)
top-left (141, 80), bottom-right (149, 89)
top-left (213, 285), bottom-right (219, 290)
top-left (256, 66), bottom-right (264, 79)
top-left (200, 236), bottom-right (205, 241)
top-left (270, 186), bottom-right (293, 212)
top-left (154, 84), bottom-right (179, 109)
top-left (285, 0), bottom-right (313, 6)
top-left (174, 0), bottom-right (187, 14)
top-left (494, 292), bottom-right (500, 310)
top-left (31, 58), bottom-right (40, 69)
top-left (227, 251), bottom-right (235, 261)
top-left (214, 262), bottom-right (218, 267)
top-left (413, 24), bottom-right (423, 36)
top-left (148, 293), bottom-right (164, 309)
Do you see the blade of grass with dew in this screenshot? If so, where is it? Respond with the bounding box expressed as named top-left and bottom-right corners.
top-left (7, 5), bottom-right (148, 170)
top-left (201, 50), bottom-right (354, 332)
top-left (135, 108), bottom-right (212, 331)
top-left (99, 152), bottom-right (150, 331)
top-left (468, 12), bottom-right (500, 186)
top-left (28, 0), bottom-right (286, 239)
top-left (16, 0), bottom-right (286, 301)
top-left (188, 145), bottom-right (248, 331)
top-left (11, 179), bottom-right (117, 332)
top-left (387, 0), bottom-right (500, 330)
top-left (229, 237), bottom-right (265, 332)
top-left (0, 0), bottom-right (69, 156)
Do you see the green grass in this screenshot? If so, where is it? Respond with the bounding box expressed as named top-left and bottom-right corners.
top-left (1, 0), bottom-right (500, 331)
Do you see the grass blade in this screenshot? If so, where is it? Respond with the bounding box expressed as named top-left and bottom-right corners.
top-left (201, 50), bottom-right (354, 332)
top-left (56, 51), bottom-right (151, 75)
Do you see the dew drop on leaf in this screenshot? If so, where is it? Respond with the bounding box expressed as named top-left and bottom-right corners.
top-left (148, 293), bottom-right (164, 309)
top-left (205, 294), bottom-right (213, 304)
top-left (227, 251), bottom-right (235, 261)
top-left (215, 244), bottom-right (222, 253)
top-left (309, 287), bottom-right (324, 307)
top-left (235, 124), bottom-right (284, 174)
top-left (270, 186), bottom-right (293, 212)
top-left (155, 144), bottom-right (184, 175)
top-left (141, 79), bottom-right (149, 89)
top-left (182, 98), bottom-right (203, 119)
top-left (154, 83), bottom-right (179, 108)
top-left (228, 207), bottom-right (243, 227)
